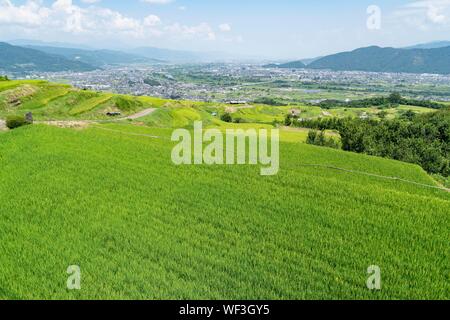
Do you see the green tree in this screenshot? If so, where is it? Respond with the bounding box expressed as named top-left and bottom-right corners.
top-left (306, 130), bottom-right (318, 144)
top-left (220, 113), bottom-right (233, 123)
top-left (401, 110), bottom-right (416, 121)
top-left (6, 115), bottom-right (29, 129)
top-left (388, 92), bottom-right (402, 104)
top-left (378, 110), bottom-right (388, 119)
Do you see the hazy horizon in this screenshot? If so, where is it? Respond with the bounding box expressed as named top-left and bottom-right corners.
top-left (2, 0), bottom-right (450, 60)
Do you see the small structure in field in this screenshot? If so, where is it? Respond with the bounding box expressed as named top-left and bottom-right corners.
top-left (106, 112), bottom-right (121, 117)
top-left (227, 100), bottom-right (247, 105)
top-left (25, 112), bottom-right (33, 124)
top-left (290, 109), bottom-right (301, 117)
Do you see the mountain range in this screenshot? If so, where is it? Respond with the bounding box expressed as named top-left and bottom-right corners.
top-left (0, 41), bottom-right (169, 74)
top-left (3, 39), bottom-right (450, 75)
top-left (0, 42), bottom-right (96, 73)
top-left (23, 45), bottom-right (163, 67)
top-left (0, 39), bottom-right (239, 74)
top-left (270, 42), bottom-right (450, 74)
top-left (404, 41), bottom-right (450, 50)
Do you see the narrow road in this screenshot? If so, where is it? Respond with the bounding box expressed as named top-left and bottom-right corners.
top-left (0, 108), bottom-right (157, 130)
top-left (120, 108), bottom-right (156, 120)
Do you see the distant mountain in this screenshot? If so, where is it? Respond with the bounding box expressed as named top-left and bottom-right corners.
top-left (307, 46), bottom-right (450, 74)
top-left (24, 45), bottom-right (163, 67)
top-left (300, 56), bottom-right (323, 65)
top-left (404, 41), bottom-right (450, 50)
top-left (7, 39), bottom-right (245, 64)
top-left (263, 61), bottom-right (306, 69)
top-left (0, 42), bottom-right (96, 73)
top-left (263, 56), bottom-right (323, 69)
top-left (8, 39), bottom-right (94, 50)
top-left (130, 46), bottom-right (239, 63)
top-left (130, 47), bottom-right (207, 63)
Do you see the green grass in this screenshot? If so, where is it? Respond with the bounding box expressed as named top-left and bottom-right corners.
top-left (0, 80), bottom-right (447, 299)
top-left (0, 82), bottom-right (160, 120)
top-left (69, 94), bottom-right (114, 116)
top-left (0, 124), bottom-right (448, 300)
top-left (0, 80), bottom-right (441, 128)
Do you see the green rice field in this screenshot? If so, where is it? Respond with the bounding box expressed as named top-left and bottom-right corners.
top-left (0, 123), bottom-right (448, 299)
top-left (0, 80), bottom-right (448, 300)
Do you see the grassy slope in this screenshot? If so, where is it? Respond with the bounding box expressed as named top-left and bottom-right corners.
top-left (0, 80), bottom-right (438, 123)
top-left (0, 124), bottom-right (448, 300)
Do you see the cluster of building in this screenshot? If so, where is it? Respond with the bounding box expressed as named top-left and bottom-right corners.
top-left (20, 63), bottom-right (450, 103)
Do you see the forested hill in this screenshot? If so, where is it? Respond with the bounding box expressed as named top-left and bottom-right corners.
top-left (23, 45), bottom-right (163, 67)
top-left (0, 42), bottom-right (96, 73)
top-left (273, 45), bottom-right (450, 74)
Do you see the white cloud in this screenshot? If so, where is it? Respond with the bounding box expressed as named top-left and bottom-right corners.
top-left (165, 22), bottom-right (216, 41)
top-left (395, 0), bottom-right (450, 27)
top-left (219, 23), bottom-right (231, 32)
top-left (0, 0), bottom-right (50, 27)
top-left (0, 0), bottom-right (218, 43)
top-left (144, 14), bottom-right (161, 27)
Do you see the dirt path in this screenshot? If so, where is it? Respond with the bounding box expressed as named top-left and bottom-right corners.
top-left (0, 108), bottom-right (157, 130)
top-left (121, 108), bottom-right (156, 120)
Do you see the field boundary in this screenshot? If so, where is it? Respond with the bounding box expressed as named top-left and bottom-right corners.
top-left (91, 125), bottom-right (160, 139)
top-left (297, 164), bottom-right (450, 192)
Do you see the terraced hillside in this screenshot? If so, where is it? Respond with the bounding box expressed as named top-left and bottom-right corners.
top-left (0, 80), bottom-right (448, 299)
top-left (0, 80), bottom-right (437, 125)
top-left (0, 80), bottom-right (165, 120)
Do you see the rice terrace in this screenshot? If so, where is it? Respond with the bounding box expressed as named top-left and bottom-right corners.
top-left (0, 0), bottom-right (450, 305)
top-left (0, 78), bottom-right (448, 300)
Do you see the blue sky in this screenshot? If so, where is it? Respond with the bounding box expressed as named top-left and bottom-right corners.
top-left (1, 0), bottom-right (450, 59)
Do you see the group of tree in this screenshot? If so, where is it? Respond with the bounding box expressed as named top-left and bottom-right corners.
top-left (253, 97), bottom-right (286, 106)
top-left (0, 75), bottom-right (9, 81)
top-left (5, 114), bottom-right (32, 129)
top-left (298, 109), bottom-right (450, 177)
top-left (284, 113), bottom-right (299, 126)
top-left (313, 93), bottom-right (445, 110)
top-left (306, 130), bottom-right (340, 149)
top-left (143, 78), bottom-right (161, 86)
top-left (220, 112), bottom-right (244, 124)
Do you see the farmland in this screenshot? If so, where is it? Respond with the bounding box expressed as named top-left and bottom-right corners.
top-left (0, 80), bottom-right (438, 125)
top-left (0, 80), bottom-right (449, 300)
top-left (0, 124), bottom-right (449, 300)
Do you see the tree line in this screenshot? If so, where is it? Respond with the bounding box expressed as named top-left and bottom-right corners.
top-left (297, 109), bottom-right (450, 177)
top-left (312, 93), bottom-right (445, 110)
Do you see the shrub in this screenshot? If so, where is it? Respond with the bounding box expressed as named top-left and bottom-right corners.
top-left (307, 130), bottom-right (340, 149)
top-left (284, 114), bottom-right (293, 126)
top-left (220, 113), bottom-right (233, 123)
top-left (6, 115), bottom-right (29, 129)
top-left (253, 97), bottom-right (285, 106)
